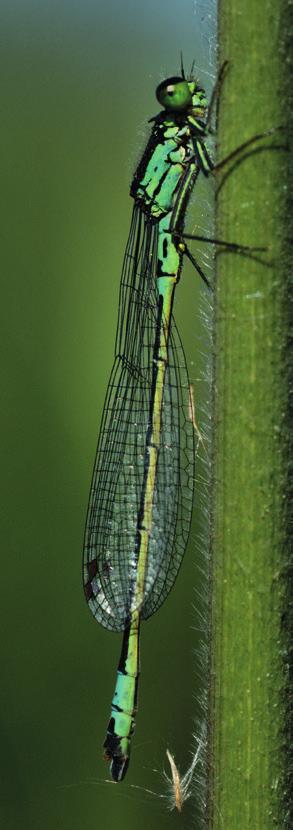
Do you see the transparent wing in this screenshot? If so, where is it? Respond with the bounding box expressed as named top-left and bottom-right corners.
top-left (83, 205), bottom-right (195, 631)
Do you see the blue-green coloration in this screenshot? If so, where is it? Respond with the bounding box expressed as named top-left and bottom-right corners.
top-left (83, 71), bottom-right (213, 781)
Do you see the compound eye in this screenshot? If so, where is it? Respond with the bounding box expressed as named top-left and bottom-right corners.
top-left (156, 77), bottom-right (192, 112)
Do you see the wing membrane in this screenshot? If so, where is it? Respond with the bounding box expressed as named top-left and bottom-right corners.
top-left (83, 206), bottom-right (195, 631)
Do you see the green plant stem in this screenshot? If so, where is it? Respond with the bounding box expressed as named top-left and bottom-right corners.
top-left (208, 1), bottom-right (292, 827)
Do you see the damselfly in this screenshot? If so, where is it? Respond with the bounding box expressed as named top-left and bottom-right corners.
top-left (83, 63), bottom-right (267, 782)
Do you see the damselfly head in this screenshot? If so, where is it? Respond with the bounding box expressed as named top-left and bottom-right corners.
top-left (156, 77), bottom-right (193, 112)
top-left (156, 77), bottom-right (207, 115)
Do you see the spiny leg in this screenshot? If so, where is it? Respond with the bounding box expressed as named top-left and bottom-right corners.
top-left (174, 231), bottom-right (269, 290)
top-left (214, 126), bottom-right (285, 173)
top-left (206, 59), bottom-right (230, 133)
top-left (178, 241), bottom-right (211, 289)
top-left (172, 229), bottom-right (266, 254)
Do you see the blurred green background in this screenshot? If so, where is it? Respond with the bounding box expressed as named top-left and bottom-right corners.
top-left (0, 2), bottom-right (215, 827)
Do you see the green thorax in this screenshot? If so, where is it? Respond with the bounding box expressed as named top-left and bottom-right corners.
top-left (130, 78), bottom-right (207, 220)
top-left (131, 76), bottom-right (208, 220)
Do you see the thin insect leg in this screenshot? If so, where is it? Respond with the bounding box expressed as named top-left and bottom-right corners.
top-left (191, 135), bottom-right (214, 176)
top-left (167, 167), bottom-right (211, 289)
top-left (172, 230), bottom-right (266, 254)
top-left (216, 141), bottom-right (289, 199)
top-left (205, 60), bottom-right (229, 132)
top-left (183, 245), bottom-right (211, 289)
top-left (214, 126), bottom-right (284, 172)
